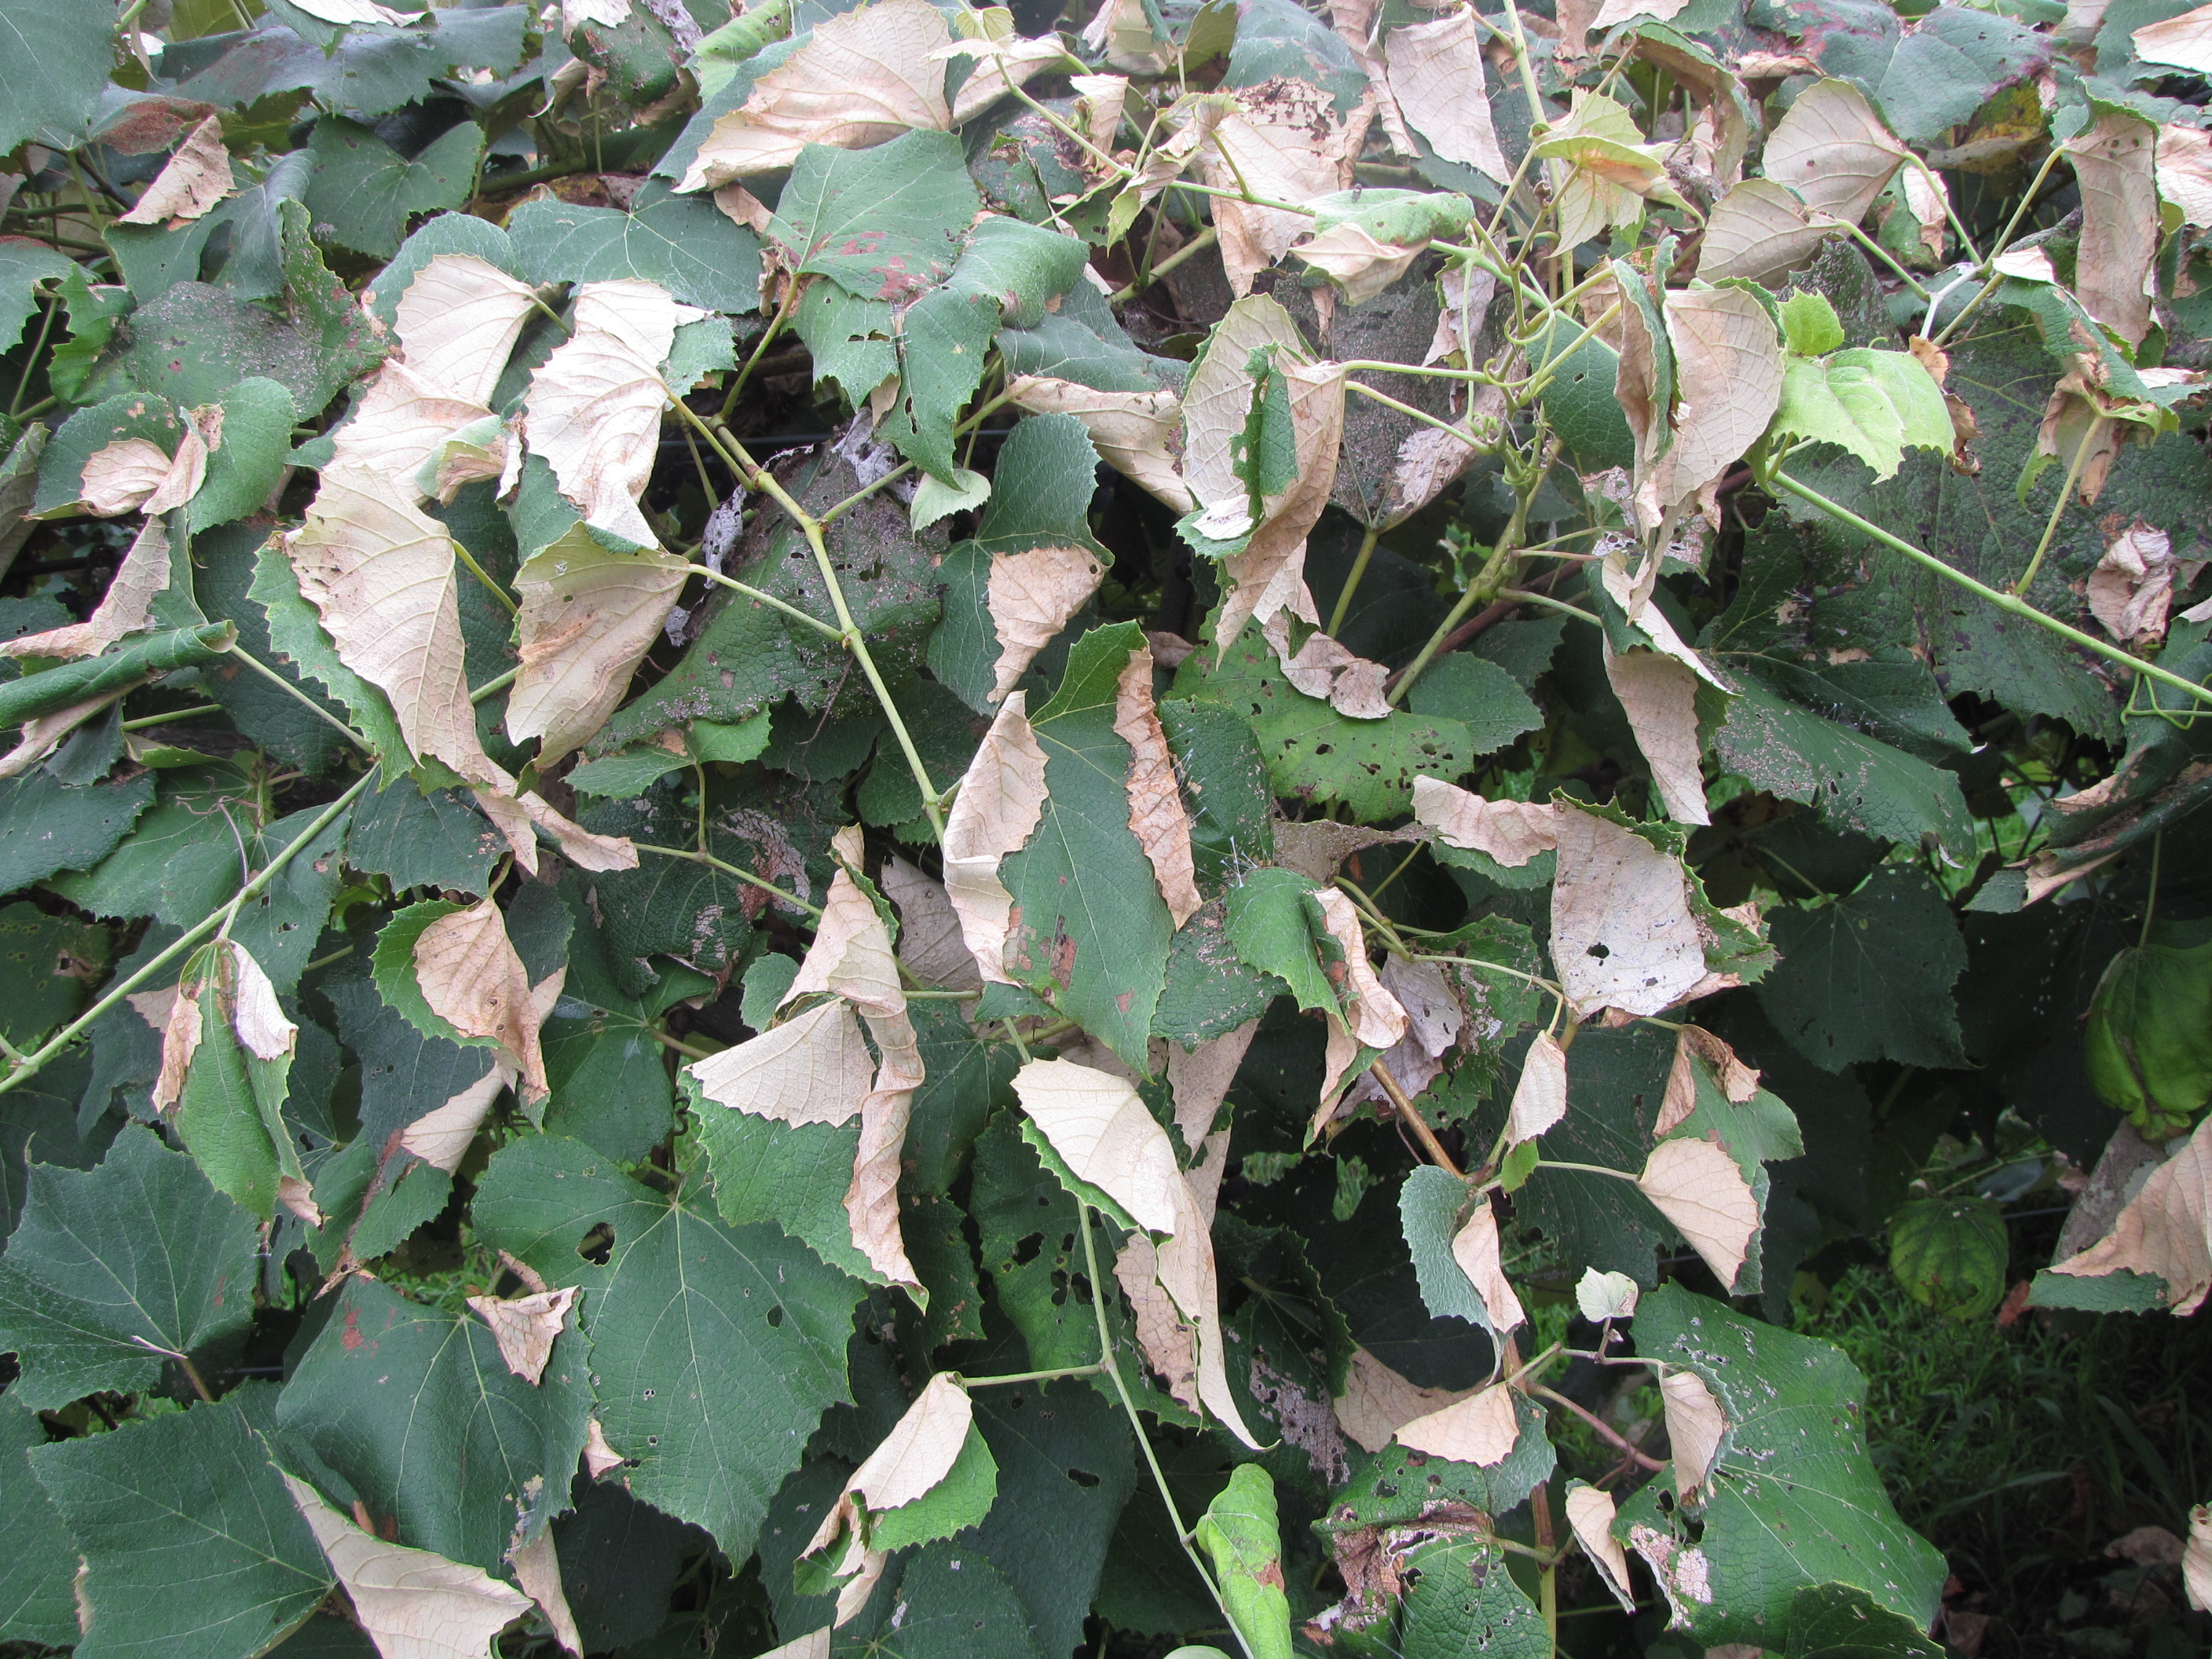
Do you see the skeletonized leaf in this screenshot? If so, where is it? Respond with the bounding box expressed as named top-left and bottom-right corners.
top-left (881, 855), bottom-right (982, 991)
top-left (1695, 178), bottom-right (1835, 283)
top-left (415, 899), bottom-right (551, 1103)
top-left (465, 1287), bottom-right (579, 1386)
top-left (116, 115), bottom-right (233, 226)
top-left (1012, 1057), bottom-right (1182, 1232)
top-left (1761, 79), bottom-right (1908, 225)
top-left (2064, 108), bottom-right (2159, 350)
top-left (687, 996), bottom-right (874, 1126)
top-left (804, 1372), bottom-right (975, 1561)
top-left (1566, 1484), bottom-right (1638, 1613)
top-left (2133, 2), bottom-right (2212, 71)
top-left (942, 693), bottom-right (1049, 985)
top-left (677, 0), bottom-right (954, 186)
top-left (1114, 644), bottom-right (1203, 927)
top-left (2051, 1111), bottom-right (2212, 1313)
top-left (1394, 1381), bottom-right (1520, 1466)
top-left (1384, 12), bottom-right (1507, 183)
top-left (394, 254), bottom-right (541, 408)
top-left (1658, 1367), bottom-right (1726, 1496)
top-left (1334, 1346), bottom-right (1470, 1453)
top-left (284, 1475), bottom-right (533, 1659)
top-left (526, 279), bottom-right (691, 550)
top-left (986, 544), bottom-right (1107, 703)
top-left (1196, 81), bottom-right (1363, 296)
top-left (1603, 643), bottom-right (1709, 825)
top-left (0, 517), bottom-right (168, 661)
top-left (1639, 1135), bottom-right (1760, 1289)
top-left (1413, 776), bottom-right (1558, 866)
top-left (507, 528), bottom-right (689, 763)
top-left (1006, 377), bottom-right (1193, 512)
top-left (1452, 1196), bottom-right (1526, 1334)
top-left (1551, 808), bottom-right (1708, 1017)
top-left (1507, 1029), bottom-right (1569, 1144)
top-left (1576, 1267), bottom-right (1640, 1321)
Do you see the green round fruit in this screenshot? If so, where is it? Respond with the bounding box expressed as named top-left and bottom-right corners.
top-left (2084, 932), bottom-right (2212, 1140)
top-left (1888, 1197), bottom-right (2009, 1320)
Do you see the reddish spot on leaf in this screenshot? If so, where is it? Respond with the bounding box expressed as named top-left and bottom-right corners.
top-left (342, 1306), bottom-right (364, 1351)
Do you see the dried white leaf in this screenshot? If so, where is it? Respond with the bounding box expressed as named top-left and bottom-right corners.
top-left (1333, 1346), bottom-right (1471, 1453)
top-left (507, 1529), bottom-right (582, 1659)
top-left (526, 279), bottom-right (694, 549)
top-left (1761, 79), bottom-right (1908, 225)
top-left (678, 0), bottom-right (954, 185)
top-left (1603, 642), bottom-right (1709, 825)
top-left (1115, 645), bottom-right (1203, 927)
top-left (1575, 1267), bottom-right (1640, 1322)
top-left (2064, 108), bottom-right (2159, 350)
top-left (0, 517), bottom-right (169, 661)
top-left (1507, 1028), bottom-right (1569, 1144)
top-left (1005, 377), bottom-right (1193, 512)
top-left (1639, 1135), bottom-right (1760, 1289)
top-left (1551, 805), bottom-right (1709, 1018)
top-left (881, 855), bottom-right (982, 993)
top-left (415, 899), bottom-right (551, 1103)
top-left (507, 528), bottom-right (689, 764)
top-left (1196, 80), bottom-right (1364, 296)
top-left (1659, 1368), bottom-right (1726, 1496)
top-left (1565, 1484), bottom-right (1638, 1613)
top-left (1383, 13), bottom-right (1507, 183)
top-left (395, 255), bottom-right (541, 408)
top-left (1696, 178), bottom-right (1834, 284)
top-left (465, 1286), bottom-right (578, 1385)
top-left (986, 545), bottom-right (1105, 702)
top-left (804, 1372), bottom-right (974, 1561)
top-left (2052, 1110), bottom-right (2212, 1313)
top-left (2133, 2), bottom-right (2212, 71)
top-left (116, 114), bottom-right (233, 225)
top-left (1262, 616), bottom-right (1393, 718)
top-left (285, 1474), bottom-right (533, 1659)
top-left (1012, 1057), bottom-right (1183, 1233)
top-left (1412, 776), bottom-right (1559, 866)
top-left (1394, 1381), bottom-right (1520, 1466)
top-left (226, 942), bottom-right (296, 1063)
top-left (687, 996), bottom-right (874, 1126)
top-left (941, 693), bottom-right (1049, 985)
top-left (400, 1063), bottom-right (512, 1174)
top-left (1451, 1196), bottom-right (1526, 1334)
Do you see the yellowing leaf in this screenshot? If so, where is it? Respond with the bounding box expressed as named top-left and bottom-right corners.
top-left (0, 517), bottom-right (168, 661)
top-left (1696, 178), bottom-right (1835, 284)
top-left (1333, 1346), bottom-right (1471, 1453)
top-left (1761, 79), bottom-right (1908, 225)
top-left (1412, 776), bottom-right (1559, 866)
top-left (942, 693), bottom-right (1049, 985)
top-left (1657, 1367), bottom-right (1726, 1496)
top-left (687, 997), bottom-right (874, 1126)
top-left (1603, 643), bottom-right (1709, 825)
top-left (2133, 2), bottom-right (2212, 71)
top-left (526, 279), bottom-right (694, 550)
top-left (1565, 1483), bottom-right (1638, 1613)
top-left (1639, 1135), bottom-right (1760, 1289)
top-left (394, 254), bottom-right (541, 408)
top-left (507, 529), bottom-right (688, 763)
top-left (1452, 1196), bottom-right (1526, 1334)
top-left (985, 544), bottom-right (1107, 703)
top-left (1507, 1028), bottom-right (1569, 1144)
top-left (115, 115), bottom-right (233, 226)
top-left (1195, 80), bottom-right (1363, 296)
top-left (464, 1286), bottom-right (578, 1386)
top-left (284, 1474), bottom-right (533, 1659)
top-left (1005, 378), bottom-right (1193, 512)
top-left (1393, 1380), bottom-right (1520, 1466)
top-left (2052, 1111), bottom-right (2212, 1313)
top-left (677, 0), bottom-right (954, 186)
top-left (2064, 108), bottom-right (2159, 350)
top-left (1383, 12), bottom-right (1507, 183)
top-left (1551, 806), bottom-right (1709, 1018)
top-left (804, 1372), bottom-right (974, 1562)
